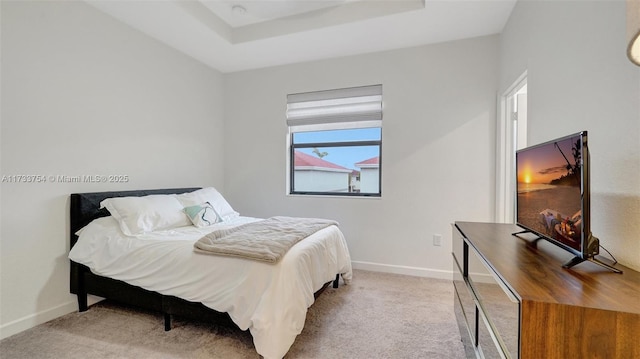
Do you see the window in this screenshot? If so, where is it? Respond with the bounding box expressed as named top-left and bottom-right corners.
top-left (287, 85), bottom-right (382, 196)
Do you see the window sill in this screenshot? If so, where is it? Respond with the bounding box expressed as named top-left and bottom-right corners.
top-left (287, 193), bottom-right (382, 199)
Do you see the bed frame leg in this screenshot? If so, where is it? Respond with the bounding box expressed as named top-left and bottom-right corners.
top-left (76, 265), bottom-right (88, 312)
top-left (78, 294), bottom-right (88, 312)
top-left (333, 273), bottom-right (340, 288)
top-left (164, 313), bottom-right (172, 331)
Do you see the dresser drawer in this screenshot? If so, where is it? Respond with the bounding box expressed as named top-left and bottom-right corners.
top-left (454, 286), bottom-right (477, 358)
top-left (468, 248), bottom-right (519, 358)
top-left (453, 253), bottom-right (476, 345)
top-left (452, 224), bottom-right (465, 274)
top-left (477, 309), bottom-right (506, 359)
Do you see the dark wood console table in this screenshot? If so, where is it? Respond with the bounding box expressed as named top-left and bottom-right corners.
top-left (452, 221), bottom-right (640, 359)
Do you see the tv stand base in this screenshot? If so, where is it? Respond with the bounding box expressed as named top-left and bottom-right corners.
top-left (512, 229), bottom-right (544, 242)
top-left (563, 255), bottom-right (623, 273)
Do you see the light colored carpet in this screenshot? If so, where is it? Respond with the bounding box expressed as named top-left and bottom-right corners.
top-left (0, 270), bottom-right (465, 358)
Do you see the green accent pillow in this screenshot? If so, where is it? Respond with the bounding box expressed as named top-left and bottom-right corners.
top-left (183, 202), bottom-right (221, 228)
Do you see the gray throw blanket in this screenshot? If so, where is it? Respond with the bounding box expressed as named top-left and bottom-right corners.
top-left (194, 216), bottom-right (338, 263)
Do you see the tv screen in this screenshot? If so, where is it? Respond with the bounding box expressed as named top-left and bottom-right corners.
top-left (515, 132), bottom-right (590, 258)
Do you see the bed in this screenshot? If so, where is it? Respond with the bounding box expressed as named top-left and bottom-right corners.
top-left (68, 187), bottom-right (352, 359)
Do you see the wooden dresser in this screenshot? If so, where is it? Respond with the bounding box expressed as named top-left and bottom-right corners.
top-left (452, 221), bottom-right (640, 359)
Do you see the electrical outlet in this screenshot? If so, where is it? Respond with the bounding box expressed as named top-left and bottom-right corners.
top-left (433, 234), bottom-right (442, 246)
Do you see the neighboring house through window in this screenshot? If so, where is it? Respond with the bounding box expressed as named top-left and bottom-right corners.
top-left (292, 151), bottom-right (353, 192)
top-left (286, 85), bottom-right (383, 196)
top-left (354, 156), bottom-right (380, 194)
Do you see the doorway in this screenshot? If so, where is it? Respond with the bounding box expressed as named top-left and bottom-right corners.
top-left (496, 72), bottom-right (527, 223)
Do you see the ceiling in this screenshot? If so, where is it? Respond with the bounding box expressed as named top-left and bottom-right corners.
top-left (86, 0), bottom-right (517, 73)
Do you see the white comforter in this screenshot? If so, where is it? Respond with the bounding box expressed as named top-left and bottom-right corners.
top-left (68, 216), bottom-right (353, 359)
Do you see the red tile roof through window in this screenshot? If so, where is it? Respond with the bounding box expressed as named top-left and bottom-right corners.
top-left (354, 156), bottom-right (379, 166)
top-left (294, 150), bottom-right (350, 170)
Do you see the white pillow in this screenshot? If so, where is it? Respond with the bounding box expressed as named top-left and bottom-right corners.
top-left (100, 194), bottom-right (191, 236)
top-left (177, 187), bottom-right (239, 221)
top-left (183, 202), bottom-right (221, 228)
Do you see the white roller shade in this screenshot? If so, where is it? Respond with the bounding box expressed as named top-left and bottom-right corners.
top-left (287, 85), bottom-right (382, 130)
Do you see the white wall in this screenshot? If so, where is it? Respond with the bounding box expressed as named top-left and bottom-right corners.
top-left (499, 0), bottom-right (640, 271)
top-left (0, 1), bottom-right (225, 338)
top-left (224, 35), bottom-right (499, 278)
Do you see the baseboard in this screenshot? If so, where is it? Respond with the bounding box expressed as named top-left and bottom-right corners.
top-left (0, 295), bottom-right (103, 340)
top-left (0, 301), bottom-right (76, 340)
top-left (468, 271), bottom-right (495, 284)
top-left (351, 261), bottom-right (453, 280)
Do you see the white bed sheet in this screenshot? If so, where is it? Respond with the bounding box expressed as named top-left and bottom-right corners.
top-left (69, 216), bottom-right (353, 359)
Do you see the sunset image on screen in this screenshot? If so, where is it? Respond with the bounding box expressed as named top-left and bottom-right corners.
top-left (516, 137), bottom-right (580, 186)
top-left (516, 134), bottom-right (584, 251)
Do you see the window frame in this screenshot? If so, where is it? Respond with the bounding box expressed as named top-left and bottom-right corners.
top-left (288, 134), bottom-right (382, 197)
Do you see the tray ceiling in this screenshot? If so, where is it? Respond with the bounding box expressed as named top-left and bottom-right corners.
top-left (86, 0), bottom-right (517, 73)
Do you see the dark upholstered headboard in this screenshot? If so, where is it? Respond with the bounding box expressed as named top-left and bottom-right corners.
top-left (70, 188), bottom-right (200, 248)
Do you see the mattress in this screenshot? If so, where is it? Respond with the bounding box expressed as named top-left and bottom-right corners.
top-left (69, 215), bottom-right (353, 359)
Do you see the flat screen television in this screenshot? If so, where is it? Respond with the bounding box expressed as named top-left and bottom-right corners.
top-left (514, 131), bottom-right (621, 273)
